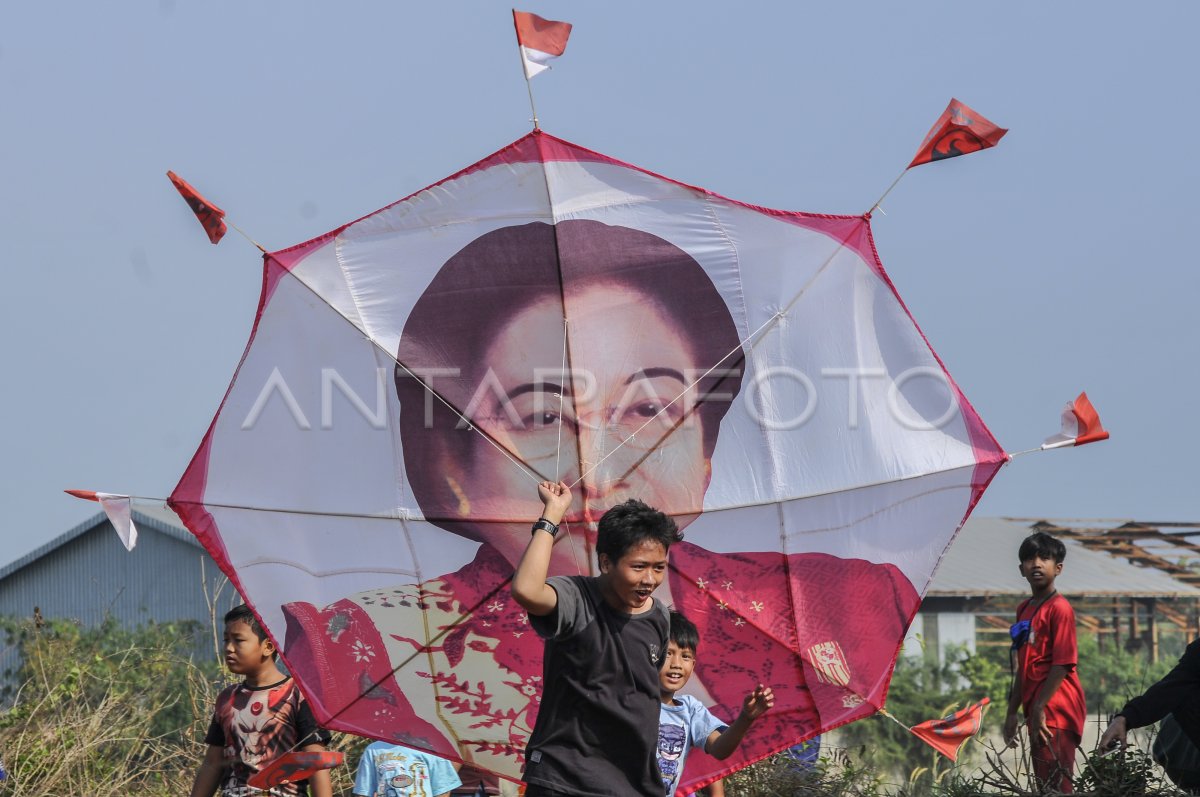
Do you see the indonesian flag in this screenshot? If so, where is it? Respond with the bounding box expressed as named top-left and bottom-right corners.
top-left (513, 10), bottom-right (572, 79)
top-left (908, 99), bottom-right (1007, 169)
top-left (167, 170), bottom-right (227, 244)
top-left (910, 697), bottom-right (990, 761)
top-left (64, 490), bottom-right (140, 550)
top-left (1042, 391), bottom-right (1110, 449)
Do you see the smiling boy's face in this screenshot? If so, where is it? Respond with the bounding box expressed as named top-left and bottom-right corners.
top-left (598, 539), bottom-right (669, 614)
top-left (660, 640), bottom-right (697, 699)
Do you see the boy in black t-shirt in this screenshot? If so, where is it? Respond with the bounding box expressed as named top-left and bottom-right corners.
top-left (512, 481), bottom-right (682, 797)
top-left (190, 605), bottom-right (332, 797)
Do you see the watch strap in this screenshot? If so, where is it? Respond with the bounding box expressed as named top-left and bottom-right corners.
top-left (532, 518), bottom-right (560, 538)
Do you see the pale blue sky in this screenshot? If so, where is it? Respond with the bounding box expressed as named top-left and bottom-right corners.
top-left (2, 2), bottom-right (1197, 565)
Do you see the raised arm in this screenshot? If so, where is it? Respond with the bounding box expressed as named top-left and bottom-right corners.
top-left (511, 481), bottom-right (572, 617)
top-left (705, 685), bottom-right (775, 761)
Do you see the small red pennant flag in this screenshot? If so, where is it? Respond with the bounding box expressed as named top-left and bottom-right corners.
top-left (908, 99), bottom-right (1007, 169)
top-left (1042, 392), bottom-right (1110, 449)
top-left (910, 697), bottom-right (990, 761)
top-left (65, 489), bottom-right (100, 501)
top-left (166, 170), bottom-right (227, 244)
top-left (247, 751), bottom-right (344, 791)
top-left (513, 10), bottom-right (572, 79)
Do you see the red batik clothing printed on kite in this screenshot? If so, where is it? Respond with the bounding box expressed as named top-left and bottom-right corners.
top-left (204, 676), bottom-right (331, 797)
top-left (1015, 594), bottom-right (1087, 738)
top-left (282, 542), bottom-right (918, 788)
top-left (282, 545), bottom-right (544, 779)
top-left (666, 543), bottom-right (918, 789)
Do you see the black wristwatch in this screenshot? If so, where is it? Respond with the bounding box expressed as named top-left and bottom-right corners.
top-left (532, 518), bottom-right (560, 538)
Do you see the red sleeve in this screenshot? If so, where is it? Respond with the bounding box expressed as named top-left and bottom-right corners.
top-left (1047, 598), bottom-right (1078, 668)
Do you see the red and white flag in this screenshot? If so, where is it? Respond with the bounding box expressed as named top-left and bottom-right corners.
top-left (512, 10), bottom-right (572, 79)
top-left (909, 697), bottom-right (990, 761)
top-left (65, 489), bottom-right (139, 550)
top-left (1042, 392), bottom-right (1110, 449)
top-left (167, 170), bottom-right (227, 244)
top-left (908, 98), bottom-right (1007, 169)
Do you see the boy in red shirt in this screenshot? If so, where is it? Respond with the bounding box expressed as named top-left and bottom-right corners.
top-left (1003, 531), bottom-right (1087, 793)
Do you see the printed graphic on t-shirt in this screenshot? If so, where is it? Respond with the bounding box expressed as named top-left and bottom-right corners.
top-left (657, 723), bottom-right (687, 792)
top-left (372, 756), bottom-right (432, 796)
top-left (209, 678), bottom-right (321, 796)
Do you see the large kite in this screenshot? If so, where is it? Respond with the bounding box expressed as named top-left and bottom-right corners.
top-left (161, 129), bottom-right (1010, 791)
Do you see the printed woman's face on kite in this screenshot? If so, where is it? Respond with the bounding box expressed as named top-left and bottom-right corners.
top-left (472, 283), bottom-right (710, 528)
top-left (395, 220), bottom-right (743, 563)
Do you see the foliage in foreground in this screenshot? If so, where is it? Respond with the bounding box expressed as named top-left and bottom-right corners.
top-left (0, 615), bottom-right (1192, 795)
top-left (0, 616), bottom-right (366, 797)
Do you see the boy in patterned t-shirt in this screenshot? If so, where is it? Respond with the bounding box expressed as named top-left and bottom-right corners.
top-left (190, 605), bottom-right (332, 797)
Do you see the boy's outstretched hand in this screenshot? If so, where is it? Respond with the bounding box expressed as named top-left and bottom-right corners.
top-left (537, 480), bottom-right (572, 525)
top-left (740, 684), bottom-right (775, 722)
top-left (707, 684), bottom-right (776, 761)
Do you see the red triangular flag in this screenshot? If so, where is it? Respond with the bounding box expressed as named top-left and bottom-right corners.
top-left (910, 697), bottom-right (990, 761)
top-left (1042, 391), bottom-right (1110, 449)
top-left (513, 10), bottom-right (572, 79)
top-left (166, 170), bottom-right (227, 244)
top-left (908, 99), bottom-right (1007, 169)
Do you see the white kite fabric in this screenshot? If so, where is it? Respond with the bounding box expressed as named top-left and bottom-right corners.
top-left (169, 131), bottom-right (1007, 792)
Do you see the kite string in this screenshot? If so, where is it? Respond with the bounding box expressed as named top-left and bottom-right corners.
top-left (571, 217), bottom-right (859, 491)
top-left (869, 170), bottom-right (908, 215)
top-left (256, 250), bottom-right (543, 488)
top-left (567, 310), bottom-right (780, 492)
top-left (877, 706), bottom-right (913, 732)
top-left (225, 218), bottom-right (267, 254)
top-left (555, 318), bottom-right (569, 480)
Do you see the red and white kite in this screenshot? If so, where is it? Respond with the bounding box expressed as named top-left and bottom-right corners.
top-left (167, 131), bottom-right (1006, 793)
top-left (512, 10), bottom-right (572, 79)
top-left (1042, 391), bottom-right (1109, 449)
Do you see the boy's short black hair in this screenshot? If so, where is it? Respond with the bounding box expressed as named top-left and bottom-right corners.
top-left (669, 610), bottom-right (700, 654)
top-left (1018, 531), bottom-right (1066, 564)
top-left (595, 499), bottom-right (683, 564)
top-left (225, 605), bottom-right (269, 645)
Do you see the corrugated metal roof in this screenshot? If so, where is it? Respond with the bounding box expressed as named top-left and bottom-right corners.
top-left (0, 504), bottom-right (199, 583)
top-left (6, 512), bottom-right (1198, 599)
top-left (929, 517), bottom-right (1200, 597)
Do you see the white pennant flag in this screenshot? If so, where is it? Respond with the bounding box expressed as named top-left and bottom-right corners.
top-left (96, 492), bottom-right (139, 551)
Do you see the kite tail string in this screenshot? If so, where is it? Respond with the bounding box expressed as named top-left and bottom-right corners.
top-left (877, 706), bottom-right (913, 733)
top-left (868, 170), bottom-right (908, 215)
top-left (226, 218), bottom-right (267, 253)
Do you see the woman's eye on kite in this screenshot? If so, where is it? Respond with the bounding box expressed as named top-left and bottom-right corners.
top-left (625, 398), bottom-right (681, 426)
